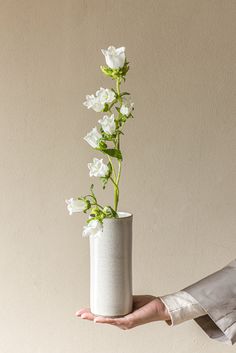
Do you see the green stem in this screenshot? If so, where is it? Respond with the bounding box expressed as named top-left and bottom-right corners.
top-left (110, 176), bottom-right (119, 212)
top-left (96, 203), bottom-right (104, 210)
top-left (109, 176), bottom-right (116, 186)
top-left (117, 160), bottom-right (122, 185)
top-left (90, 202), bottom-right (104, 210)
top-left (112, 78), bottom-right (123, 212)
top-left (85, 194), bottom-right (97, 204)
top-left (108, 155), bottom-right (117, 180)
top-left (116, 78), bottom-right (121, 96)
top-left (109, 99), bottom-right (117, 111)
top-left (114, 186), bottom-right (119, 212)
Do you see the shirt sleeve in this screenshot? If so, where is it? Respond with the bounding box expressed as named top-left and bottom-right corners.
top-left (160, 290), bottom-right (206, 326)
top-left (183, 259), bottom-right (236, 345)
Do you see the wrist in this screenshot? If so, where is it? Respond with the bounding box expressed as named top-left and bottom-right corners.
top-left (155, 297), bottom-right (171, 321)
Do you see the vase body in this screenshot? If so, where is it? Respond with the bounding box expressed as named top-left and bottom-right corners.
top-left (89, 212), bottom-right (133, 317)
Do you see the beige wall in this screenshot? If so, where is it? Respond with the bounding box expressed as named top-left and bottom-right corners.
top-left (0, 1), bottom-right (235, 352)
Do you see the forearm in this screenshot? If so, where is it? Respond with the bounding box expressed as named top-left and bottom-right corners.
top-left (159, 259), bottom-right (236, 345)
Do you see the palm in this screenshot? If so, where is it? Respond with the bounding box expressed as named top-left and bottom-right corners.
top-left (76, 295), bottom-right (169, 330)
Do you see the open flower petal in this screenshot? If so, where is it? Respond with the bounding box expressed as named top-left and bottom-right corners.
top-left (101, 46), bottom-right (126, 69)
top-left (120, 96), bottom-right (134, 116)
top-left (82, 219), bottom-right (103, 237)
top-left (96, 87), bottom-right (115, 104)
top-left (88, 158), bottom-right (109, 177)
top-left (84, 127), bottom-right (102, 148)
top-left (98, 114), bottom-right (116, 135)
top-left (83, 88), bottom-right (115, 112)
top-left (65, 198), bottom-right (86, 215)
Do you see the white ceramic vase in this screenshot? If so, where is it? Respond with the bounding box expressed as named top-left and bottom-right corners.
top-left (89, 211), bottom-right (133, 317)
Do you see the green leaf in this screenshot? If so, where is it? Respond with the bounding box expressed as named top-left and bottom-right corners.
top-left (107, 161), bottom-right (112, 174)
top-left (98, 140), bottom-right (107, 149)
top-left (111, 88), bottom-right (118, 97)
top-left (100, 66), bottom-right (113, 76)
top-left (100, 148), bottom-right (123, 160)
top-left (100, 61), bottom-right (130, 80)
top-left (120, 61), bottom-right (129, 77)
top-left (117, 130), bottom-right (124, 135)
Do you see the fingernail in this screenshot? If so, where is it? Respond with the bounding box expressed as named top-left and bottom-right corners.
top-left (81, 313), bottom-right (87, 319)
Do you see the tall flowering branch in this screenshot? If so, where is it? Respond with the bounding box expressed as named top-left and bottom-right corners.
top-left (66, 46), bottom-right (134, 237)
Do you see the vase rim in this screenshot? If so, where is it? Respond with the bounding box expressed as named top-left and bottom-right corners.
top-left (103, 211), bottom-right (132, 221)
top-left (117, 211), bottom-right (132, 218)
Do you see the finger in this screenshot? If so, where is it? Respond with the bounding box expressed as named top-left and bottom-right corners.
top-left (95, 316), bottom-right (132, 330)
top-left (81, 312), bottom-right (96, 321)
top-left (94, 316), bottom-right (117, 324)
top-left (75, 308), bottom-right (90, 317)
top-left (75, 308), bottom-right (96, 321)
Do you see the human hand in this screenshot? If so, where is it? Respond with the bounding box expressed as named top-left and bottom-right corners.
top-left (76, 295), bottom-right (170, 330)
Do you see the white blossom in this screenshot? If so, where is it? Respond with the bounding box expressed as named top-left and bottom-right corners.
top-left (96, 87), bottom-right (115, 104)
top-left (82, 219), bottom-right (103, 237)
top-left (120, 96), bottom-right (134, 116)
top-left (101, 46), bottom-right (126, 69)
top-left (83, 94), bottom-right (104, 113)
top-left (84, 127), bottom-right (102, 148)
top-left (98, 114), bottom-right (116, 135)
top-left (65, 198), bottom-right (86, 215)
top-left (83, 88), bottom-right (115, 113)
top-left (88, 158), bottom-right (109, 177)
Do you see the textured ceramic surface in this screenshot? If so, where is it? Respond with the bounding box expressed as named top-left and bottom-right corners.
top-left (90, 212), bottom-right (133, 317)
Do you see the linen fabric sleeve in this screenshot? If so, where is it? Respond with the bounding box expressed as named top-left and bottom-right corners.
top-left (183, 259), bottom-right (236, 345)
top-left (160, 290), bottom-right (206, 326)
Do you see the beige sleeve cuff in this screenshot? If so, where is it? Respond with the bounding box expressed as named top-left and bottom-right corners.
top-left (160, 290), bottom-right (206, 326)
